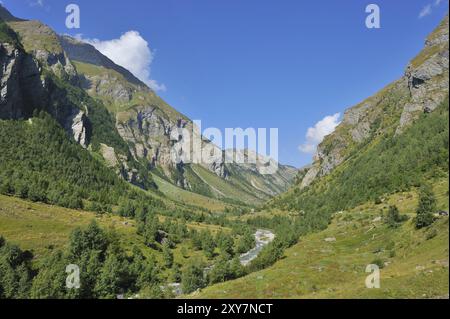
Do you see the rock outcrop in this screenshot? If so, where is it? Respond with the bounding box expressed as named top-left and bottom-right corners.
top-left (65, 109), bottom-right (88, 148)
top-left (0, 42), bottom-right (44, 119)
top-left (1, 18), bottom-right (89, 149)
top-left (398, 15), bottom-right (449, 133)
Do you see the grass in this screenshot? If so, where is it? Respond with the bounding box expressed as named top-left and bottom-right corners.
top-left (0, 194), bottom-right (230, 278)
top-left (151, 173), bottom-right (228, 212)
top-left (8, 20), bottom-right (63, 54)
top-left (0, 194), bottom-right (140, 260)
top-left (193, 179), bottom-right (449, 299)
top-left (190, 165), bottom-right (262, 206)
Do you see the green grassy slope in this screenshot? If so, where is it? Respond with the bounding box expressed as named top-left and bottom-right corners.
top-left (189, 165), bottom-right (264, 206)
top-left (0, 194), bottom-right (142, 260)
top-left (195, 178), bottom-right (449, 299)
top-left (0, 194), bottom-right (229, 271)
top-left (7, 20), bottom-right (63, 54)
top-left (151, 172), bottom-right (228, 212)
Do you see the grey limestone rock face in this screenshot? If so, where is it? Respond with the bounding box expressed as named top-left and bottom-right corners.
top-left (65, 109), bottom-right (88, 148)
top-left (0, 42), bottom-right (89, 150)
top-left (397, 16), bottom-right (449, 133)
top-left (0, 43), bottom-right (44, 119)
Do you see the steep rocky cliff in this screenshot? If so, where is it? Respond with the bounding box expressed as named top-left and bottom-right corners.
top-left (298, 14), bottom-right (449, 189)
top-left (1, 16), bottom-right (87, 148)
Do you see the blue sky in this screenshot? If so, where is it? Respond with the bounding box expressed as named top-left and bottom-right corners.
top-left (3, 0), bottom-right (448, 167)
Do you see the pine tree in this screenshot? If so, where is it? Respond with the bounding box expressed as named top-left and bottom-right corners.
top-left (143, 215), bottom-right (159, 246)
top-left (181, 259), bottom-right (205, 294)
top-left (216, 232), bottom-right (235, 257)
top-left (94, 251), bottom-right (125, 299)
top-left (162, 242), bottom-right (174, 268)
top-left (30, 251), bottom-right (68, 299)
top-left (230, 256), bottom-right (245, 279)
top-left (386, 205), bottom-right (407, 228)
top-left (415, 184), bottom-right (437, 229)
top-left (201, 231), bottom-right (216, 259)
top-left (208, 254), bottom-right (232, 284)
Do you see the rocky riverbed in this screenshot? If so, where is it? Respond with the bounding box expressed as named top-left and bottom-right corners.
top-left (239, 229), bottom-right (275, 266)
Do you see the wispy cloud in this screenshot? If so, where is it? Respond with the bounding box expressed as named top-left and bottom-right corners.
top-left (419, 0), bottom-right (445, 19)
top-left (29, 0), bottom-right (44, 7)
top-left (299, 113), bottom-right (341, 154)
top-left (419, 4), bottom-right (433, 18)
top-left (28, 0), bottom-right (51, 11)
top-left (78, 31), bottom-right (166, 92)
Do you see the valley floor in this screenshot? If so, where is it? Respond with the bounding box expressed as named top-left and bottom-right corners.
top-left (193, 179), bottom-right (449, 299)
top-left (0, 179), bottom-right (448, 299)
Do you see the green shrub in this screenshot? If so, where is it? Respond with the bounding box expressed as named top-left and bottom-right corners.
top-left (371, 258), bottom-right (385, 269)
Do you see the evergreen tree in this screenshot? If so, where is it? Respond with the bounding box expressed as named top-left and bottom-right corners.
top-left (208, 255), bottom-right (231, 284)
top-left (162, 242), bottom-right (174, 269)
top-left (216, 232), bottom-right (235, 257)
top-left (0, 238), bottom-right (34, 299)
top-left (201, 231), bottom-right (216, 259)
top-left (136, 258), bottom-right (160, 290)
top-left (69, 221), bottom-right (109, 260)
top-left (94, 250), bottom-right (127, 299)
top-left (229, 256), bottom-right (245, 279)
top-left (416, 184), bottom-right (437, 229)
top-left (386, 205), bottom-right (407, 228)
top-left (181, 259), bottom-right (205, 294)
top-left (143, 215), bottom-right (159, 247)
top-left (190, 230), bottom-right (203, 250)
top-left (30, 251), bottom-right (68, 299)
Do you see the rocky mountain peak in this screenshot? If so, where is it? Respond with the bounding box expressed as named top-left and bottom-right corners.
top-left (59, 35), bottom-right (145, 87)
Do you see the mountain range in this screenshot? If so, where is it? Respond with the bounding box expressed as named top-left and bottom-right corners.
top-left (0, 5), bottom-right (296, 210)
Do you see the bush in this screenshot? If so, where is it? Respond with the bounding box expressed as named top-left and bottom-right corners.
top-left (371, 258), bottom-right (385, 269)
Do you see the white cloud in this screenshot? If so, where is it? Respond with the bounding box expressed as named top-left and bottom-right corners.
top-left (29, 0), bottom-right (44, 7)
top-left (299, 113), bottom-right (341, 154)
top-left (80, 31), bottom-right (166, 92)
top-left (419, 4), bottom-right (433, 18)
top-left (419, 0), bottom-right (445, 19)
